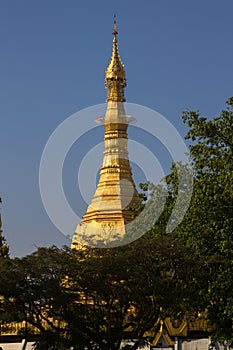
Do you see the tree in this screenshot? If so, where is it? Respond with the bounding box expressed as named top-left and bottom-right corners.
top-left (0, 239), bottom-right (202, 350)
top-left (135, 97), bottom-right (233, 346)
top-left (171, 97), bottom-right (233, 346)
top-left (0, 198), bottom-right (9, 259)
top-left (66, 238), bottom-right (202, 350)
top-left (0, 246), bottom-right (74, 346)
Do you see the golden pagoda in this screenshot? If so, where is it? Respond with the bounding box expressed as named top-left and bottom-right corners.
top-left (71, 17), bottom-right (140, 248)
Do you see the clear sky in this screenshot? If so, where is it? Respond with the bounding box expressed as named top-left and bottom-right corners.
top-left (1, 0), bottom-right (233, 257)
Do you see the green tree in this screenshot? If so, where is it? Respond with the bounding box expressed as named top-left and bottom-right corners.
top-left (0, 239), bottom-right (202, 350)
top-left (0, 198), bottom-right (9, 259)
top-left (172, 97), bottom-right (233, 346)
top-left (135, 97), bottom-right (233, 346)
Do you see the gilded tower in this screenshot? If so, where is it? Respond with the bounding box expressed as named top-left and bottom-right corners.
top-left (72, 18), bottom-right (140, 248)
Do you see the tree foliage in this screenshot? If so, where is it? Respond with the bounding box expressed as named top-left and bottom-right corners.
top-left (133, 96), bottom-right (233, 346)
top-left (0, 239), bottom-right (202, 350)
top-left (0, 204), bottom-right (9, 258)
top-left (174, 97), bottom-right (233, 346)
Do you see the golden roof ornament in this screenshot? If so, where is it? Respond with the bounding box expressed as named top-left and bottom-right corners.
top-left (105, 15), bottom-right (127, 102)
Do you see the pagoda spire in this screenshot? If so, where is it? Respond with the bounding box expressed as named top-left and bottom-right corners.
top-left (105, 15), bottom-right (127, 102)
top-left (71, 18), bottom-right (140, 248)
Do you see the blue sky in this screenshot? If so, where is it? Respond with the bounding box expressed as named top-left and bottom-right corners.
top-left (1, 1), bottom-right (233, 257)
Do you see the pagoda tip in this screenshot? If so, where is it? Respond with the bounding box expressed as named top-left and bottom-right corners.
top-left (113, 14), bottom-right (118, 35)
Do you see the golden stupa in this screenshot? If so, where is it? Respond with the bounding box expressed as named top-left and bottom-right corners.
top-left (71, 18), bottom-right (140, 248)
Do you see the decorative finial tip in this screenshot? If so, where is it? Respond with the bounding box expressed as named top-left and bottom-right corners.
top-left (113, 14), bottom-right (118, 35)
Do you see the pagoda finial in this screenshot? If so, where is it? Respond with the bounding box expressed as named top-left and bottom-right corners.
top-left (113, 14), bottom-right (118, 35)
top-left (105, 15), bottom-right (127, 102)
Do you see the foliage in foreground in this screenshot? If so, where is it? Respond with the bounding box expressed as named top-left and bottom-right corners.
top-left (0, 198), bottom-right (9, 259)
top-left (179, 97), bottom-right (233, 346)
top-left (0, 236), bottom-right (202, 350)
